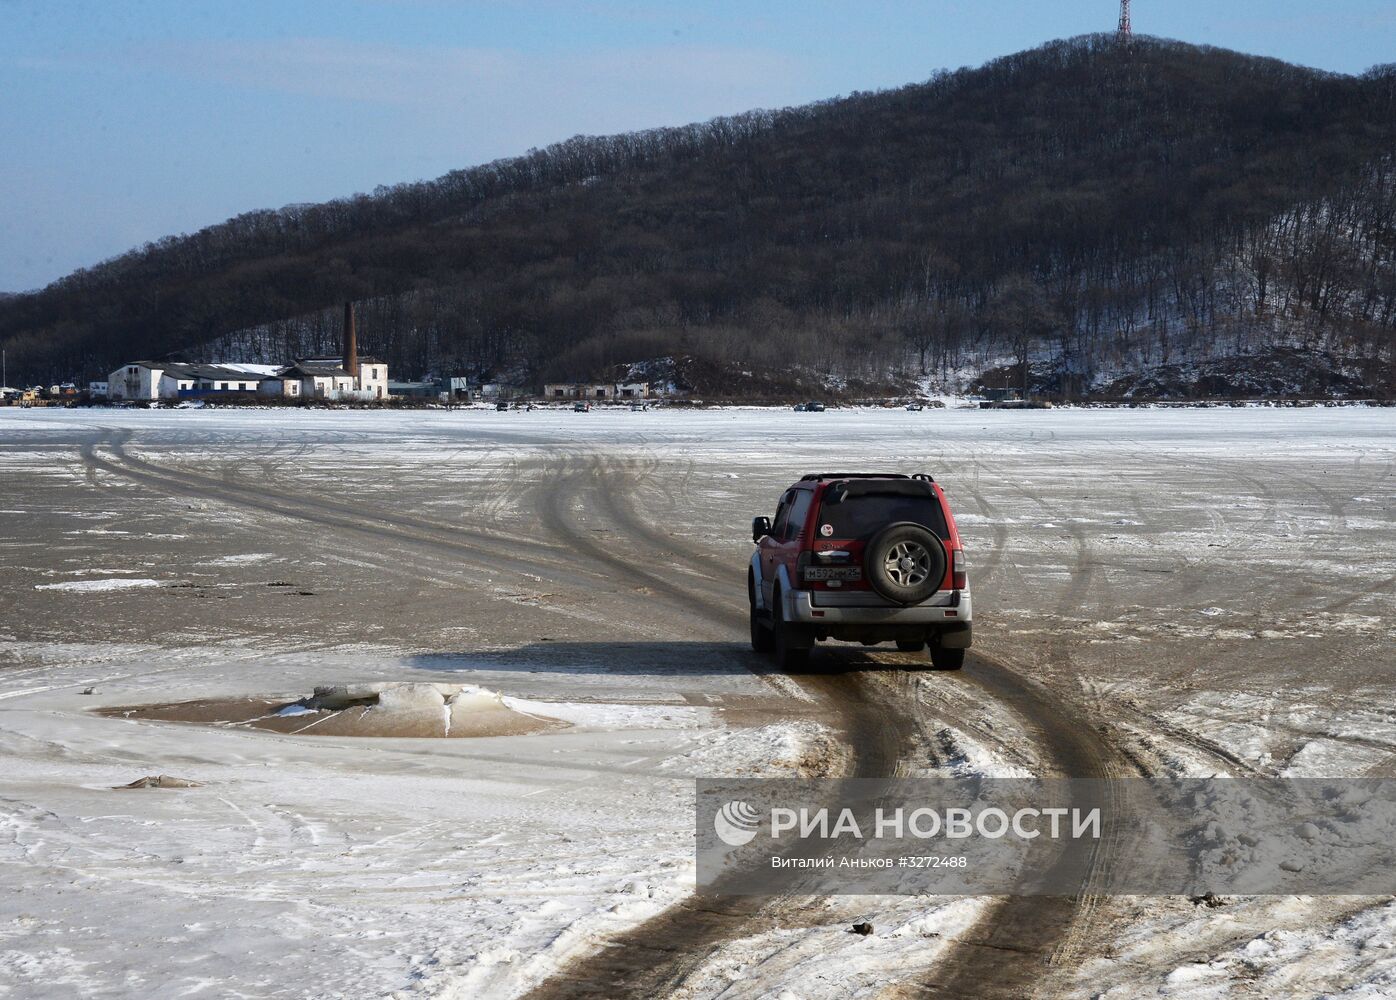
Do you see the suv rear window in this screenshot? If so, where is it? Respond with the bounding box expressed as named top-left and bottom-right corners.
top-left (817, 489), bottom-right (949, 540)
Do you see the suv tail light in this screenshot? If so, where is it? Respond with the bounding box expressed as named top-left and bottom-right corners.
top-left (952, 548), bottom-right (967, 590)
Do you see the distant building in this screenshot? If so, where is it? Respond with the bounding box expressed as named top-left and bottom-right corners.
top-left (294, 357), bottom-right (389, 400)
top-left (108, 363), bottom-right (163, 400)
top-left (88, 381), bottom-right (109, 398)
top-left (983, 387), bottom-right (1023, 402)
top-left (387, 380), bottom-right (442, 400)
top-left (256, 374), bottom-right (304, 400)
top-left (543, 381), bottom-right (650, 401)
top-left (273, 362), bottom-right (356, 399)
top-left (107, 300), bottom-right (391, 405)
top-left (275, 305), bottom-right (390, 400)
top-left (107, 362), bottom-right (281, 401)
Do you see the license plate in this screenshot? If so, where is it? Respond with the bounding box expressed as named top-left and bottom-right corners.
top-left (805, 566), bottom-right (861, 581)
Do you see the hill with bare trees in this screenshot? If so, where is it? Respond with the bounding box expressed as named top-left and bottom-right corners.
top-left (3, 35), bottom-right (1394, 398)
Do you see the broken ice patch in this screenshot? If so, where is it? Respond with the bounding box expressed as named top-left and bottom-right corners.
top-left (100, 682), bottom-right (563, 739)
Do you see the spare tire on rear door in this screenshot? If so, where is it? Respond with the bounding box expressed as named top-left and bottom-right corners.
top-left (864, 522), bottom-right (946, 606)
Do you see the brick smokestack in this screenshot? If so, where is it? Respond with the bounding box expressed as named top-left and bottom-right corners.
top-left (342, 301), bottom-right (358, 386)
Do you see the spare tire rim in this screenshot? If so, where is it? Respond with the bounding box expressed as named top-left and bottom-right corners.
top-left (884, 541), bottom-right (932, 586)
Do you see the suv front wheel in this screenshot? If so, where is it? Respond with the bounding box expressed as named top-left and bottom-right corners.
top-left (770, 587), bottom-right (812, 671)
top-left (749, 572), bottom-right (773, 653)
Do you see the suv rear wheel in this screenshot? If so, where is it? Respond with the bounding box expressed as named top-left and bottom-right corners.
top-left (771, 587), bottom-right (811, 671)
top-left (929, 647), bottom-right (965, 671)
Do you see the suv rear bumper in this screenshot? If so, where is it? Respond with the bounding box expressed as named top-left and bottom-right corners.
top-left (786, 588), bottom-right (973, 647)
top-left (789, 587), bottom-right (971, 622)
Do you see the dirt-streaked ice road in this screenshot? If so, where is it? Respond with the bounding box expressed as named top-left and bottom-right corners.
top-left (1, 406), bottom-right (1392, 998)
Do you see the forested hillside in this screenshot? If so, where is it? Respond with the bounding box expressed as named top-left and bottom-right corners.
top-left (3, 35), bottom-right (1395, 396)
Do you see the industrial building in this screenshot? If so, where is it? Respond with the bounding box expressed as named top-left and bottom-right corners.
top-left (107, 302), bottom-right (389, 402)
top-left (543, 381), bottom-right (650, 401)
top-left (106, 362), bottom-right (282, 401)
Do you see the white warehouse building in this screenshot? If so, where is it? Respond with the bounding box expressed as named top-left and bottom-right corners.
top-left (107, 357), bottom-right (390, 403)
top-left (107, 362), bottom-right (282, 401)
top-left (107, 303), bottom-right (389, 403)
top-left (289, 357), bottom-right (389, 401)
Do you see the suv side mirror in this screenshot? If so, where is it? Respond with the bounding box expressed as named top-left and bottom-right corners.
top-left (752, 516), bottom-right (772, 543)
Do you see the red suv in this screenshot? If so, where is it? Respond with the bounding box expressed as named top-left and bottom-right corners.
top-left (749, 473), bottom-right (972, 670)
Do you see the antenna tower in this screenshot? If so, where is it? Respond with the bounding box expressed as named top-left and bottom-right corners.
top-left (1118, 0), bottom-right (1132, 36)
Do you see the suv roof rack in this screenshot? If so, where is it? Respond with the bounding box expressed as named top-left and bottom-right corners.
top-left (800, 473), bottom-right (935, 482)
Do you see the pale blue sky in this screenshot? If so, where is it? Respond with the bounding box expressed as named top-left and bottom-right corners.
top-left (3, 1), bottom-right (1393, 292)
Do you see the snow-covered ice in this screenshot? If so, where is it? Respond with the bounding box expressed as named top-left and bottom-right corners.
top-left (0, 404), bottom-right (1391, 998)
top-left (34, 578), bottom-right (165, 592)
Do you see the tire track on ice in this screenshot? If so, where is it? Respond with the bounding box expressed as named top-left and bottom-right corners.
top-left (522, 451), bottom-right (1133, 1000)
top-left (519, 448), bottom-right (913, 1000)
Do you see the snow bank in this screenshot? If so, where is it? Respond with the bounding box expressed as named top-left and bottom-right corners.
top-left (34, 578), bottom-right (164, 593)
